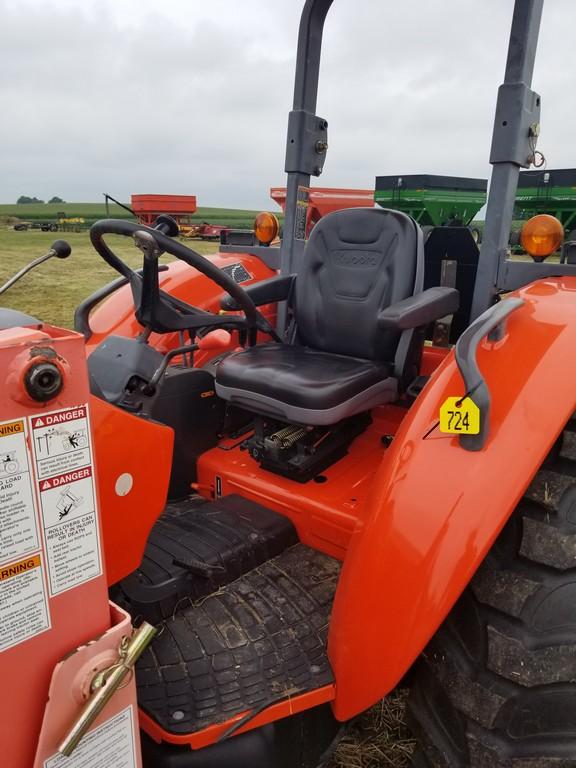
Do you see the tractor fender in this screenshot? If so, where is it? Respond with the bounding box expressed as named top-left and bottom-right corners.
top-left (330, 277), bottom-right (576, 721)
top-left (84, 251), bottom-right (277, 360)
top-left (90, 395), bottom-right (174, 586)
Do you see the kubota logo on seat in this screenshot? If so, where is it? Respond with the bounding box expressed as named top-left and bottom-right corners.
top-left (334, 250), bottom-right (379, 267)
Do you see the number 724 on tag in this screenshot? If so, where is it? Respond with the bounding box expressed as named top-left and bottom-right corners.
top-left (439, 396), bottom-right (480, 435)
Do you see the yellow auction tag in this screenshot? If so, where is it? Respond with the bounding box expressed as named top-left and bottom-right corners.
top-left (439, 396), bottom-right (480, 435)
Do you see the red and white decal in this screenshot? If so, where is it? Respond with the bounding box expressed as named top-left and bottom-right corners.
top-left (0, 554), bottom-right (50, 653)
top-left (31, 405), bottom-right (90, 481)
top-left (0, 418), bottom-right (40, 565)
top-left (30, 405), bottom-right (102, 596)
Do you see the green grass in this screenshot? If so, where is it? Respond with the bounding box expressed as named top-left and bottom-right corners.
top-left (0, 203), bottom-right (269, 230)
top-left (0, 202), bottom-right (134, 221)
top-left (0, 228), bottom-right (218, 328)
top-left (0, 200), bottom-right (282, 326)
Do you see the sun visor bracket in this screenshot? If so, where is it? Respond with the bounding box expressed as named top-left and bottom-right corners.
top-left (285, 110), bottom-right (328, 177)
top-left (489, 84), bottom-right (541, 168)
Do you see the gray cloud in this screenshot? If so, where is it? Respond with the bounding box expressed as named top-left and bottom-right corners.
top-left (1, 0), bottom-right (574, 209)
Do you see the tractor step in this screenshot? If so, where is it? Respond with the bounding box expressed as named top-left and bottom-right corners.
top-left (136, 543), bottom-right (340, 737)
top-left (112, 495), bottom-right (298, 624)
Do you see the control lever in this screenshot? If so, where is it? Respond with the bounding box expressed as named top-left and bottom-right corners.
top-left (197, 328), bottom-right (233, 351)
top-left (145, 329), bottom-right (232, 394)
top-left (0, 239), bottom-right (71, 297)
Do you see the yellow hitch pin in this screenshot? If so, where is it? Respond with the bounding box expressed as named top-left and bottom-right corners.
top-left (58, 622), bottom-right (157, 757)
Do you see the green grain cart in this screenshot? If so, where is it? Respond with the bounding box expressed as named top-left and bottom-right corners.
top-left (515, 168), bottom-right (576, 236)
top-left (374, 174), bottom-right (487, 237)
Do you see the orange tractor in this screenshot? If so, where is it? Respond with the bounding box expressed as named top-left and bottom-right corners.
top-left (1, 1), bottom-right (575, 766)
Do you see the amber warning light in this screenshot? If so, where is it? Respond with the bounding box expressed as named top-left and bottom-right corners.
top-left (520, 214), bottom-right (564, 261)
top-left (254, 212), bottom-right (279, 245)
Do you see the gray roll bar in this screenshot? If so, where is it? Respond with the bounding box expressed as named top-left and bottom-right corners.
top-left (280, 0), bottom-right (332, 283)
top-left (470, 0), bottom-right (544, 319)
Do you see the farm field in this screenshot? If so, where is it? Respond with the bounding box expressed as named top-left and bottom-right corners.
top-left (0, 227), bottom-right (219, 328)
top-left (0, 203), bottom-right (276, 328)
top-left (0, 202), bottom-right (266, 230)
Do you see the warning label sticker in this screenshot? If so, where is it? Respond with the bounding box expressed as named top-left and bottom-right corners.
top-left (39, 467), bottom-right (94, 526)
top-left (44, 706), bottom-right (137, 768)
top-left (294, 185), bottom-right (310, 241)
top-left (31, 405), bottom-right (102, 596)
top-left (0, 554), bottom-right (50, 653)
top-left (32, 405), bottom-right (91, 480)
top-left (0, 418), bottom-right (40, 565)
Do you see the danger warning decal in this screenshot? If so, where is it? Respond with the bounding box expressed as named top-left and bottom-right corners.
top-left (40, 466), bottom-right (92, 493)
top-left (30, 405), bottom-right (102, 596)
top-left (0, 554), bottom-right (51, 653)
top-left (32, 405), bottom-right (90, 480)
top-left (0, 418), bottom-right (40, 565)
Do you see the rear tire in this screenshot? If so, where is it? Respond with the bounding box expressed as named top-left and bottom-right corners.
top-left (408, 426), bottom-right (576, 766)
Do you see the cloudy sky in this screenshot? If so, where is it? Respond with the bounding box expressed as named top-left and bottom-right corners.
top-left (1, 0), bottom-right (573, 209)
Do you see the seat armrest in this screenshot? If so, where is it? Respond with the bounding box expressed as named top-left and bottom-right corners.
top-left (220, 274), bottom-right (295, 311)
top-left (378, 287), bottom-right (459, 331)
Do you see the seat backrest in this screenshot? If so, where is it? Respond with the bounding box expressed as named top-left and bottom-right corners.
top-left (295, 208), bottom-right (423, 361)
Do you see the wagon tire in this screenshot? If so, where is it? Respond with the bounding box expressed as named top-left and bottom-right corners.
top-left (408, 426), bottom-right (576, 767)
top-left (469, 226), bottom-right (482, 244)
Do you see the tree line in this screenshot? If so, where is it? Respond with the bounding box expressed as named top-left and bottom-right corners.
top-left (17, 196), bottom-right (65, 204)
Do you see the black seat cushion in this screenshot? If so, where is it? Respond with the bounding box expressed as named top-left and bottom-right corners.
top-left (295, 207), bottom-right (419, 360)
top-left (216, 343), bottom-right (392, 411)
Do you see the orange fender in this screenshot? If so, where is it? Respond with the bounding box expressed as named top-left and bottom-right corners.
top-left (90, 396), bottom-right (174, 585)
top-left (330, 277), bottom-right (576, 720)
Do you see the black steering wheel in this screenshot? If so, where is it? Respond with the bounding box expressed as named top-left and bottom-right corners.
top-left (89, 218), bottom-right (277, 340)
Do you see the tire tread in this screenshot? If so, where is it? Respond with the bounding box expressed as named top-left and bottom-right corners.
top-left (409, 431), bottom-right (576, 766)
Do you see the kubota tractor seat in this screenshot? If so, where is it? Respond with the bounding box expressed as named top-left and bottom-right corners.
top-left (216, 208), bottom-right (458, 426)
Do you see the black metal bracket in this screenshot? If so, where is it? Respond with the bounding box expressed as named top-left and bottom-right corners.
top-left (285, 110), bottom-right (328, 176)
top-left (454, 297), bottom-right (524, 451)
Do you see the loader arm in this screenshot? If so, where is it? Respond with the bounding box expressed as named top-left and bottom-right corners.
top-left (330, 276), bottom-right (576, 720)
